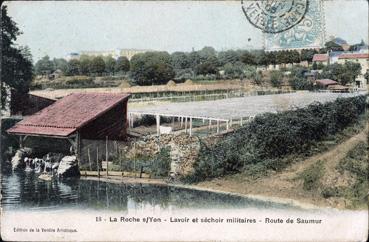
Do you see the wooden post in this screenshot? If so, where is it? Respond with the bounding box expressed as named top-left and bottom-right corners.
top-left (76, 132), bottom-right (81, 167)
top-left (208, 119), bottom-right (212, 130)
top-left (180, 117), bottom-right (183, 128)
top-left (240, 117), bottom-right (243, 126)
top-left (88, 148), bottom-right (92, 171)
top-left (189, 117), bottom-right (193, 136)
top-left (106, 136), bottom-right (108, 177)
top-left (184, 117), bottom-right (188, 133)
top-left (97, 147), bottom-right (100, 178)
top-left (156, 114), bottom-right (160, 135)
top-left (216, 120), bottom-right (220, 133)
top-left (230, 118), bottom-right (233, 127)
top-left (19, 136), bottom-right (23, 148)
top-left (226, 120), bottom-right (229, 130)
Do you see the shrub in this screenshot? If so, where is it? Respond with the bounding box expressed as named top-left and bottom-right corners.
top-left (299, 160), bottom-right (325, 191)
top-left (186, 95), bottom-right (367, 182)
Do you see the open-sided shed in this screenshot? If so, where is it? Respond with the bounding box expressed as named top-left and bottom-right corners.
top-left (7, 92), bottom-right (130, 163)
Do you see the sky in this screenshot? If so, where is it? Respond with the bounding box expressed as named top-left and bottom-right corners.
top-left (5, 0), bottom-right (369, 62)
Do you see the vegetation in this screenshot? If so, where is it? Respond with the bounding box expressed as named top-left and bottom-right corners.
top-left (299, 160), bottom-right (325, 191)
top-left (185, 95), bottom-right (367, 182)
top-left (325, 141), bottom-right (368, 208)
top-left (1, 6), bottom-right (34, 108)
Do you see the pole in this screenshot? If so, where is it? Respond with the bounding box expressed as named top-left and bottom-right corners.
top-left (156, 114), bottom-right (160, 135)
top-left (185, 117), bottom-right (188, 133)
top-left (97, 146), bottom-right (100, 178)
top-left (217, 120), bottom-right (220, 133)
top-left (88, 148), bottom-right (91, 171)
top-left (240, 117), bottom-right (243, 126)
top-left (106, 136), bottom-right (108, 177)
top-left (189, 117), bottom-right (193, 136)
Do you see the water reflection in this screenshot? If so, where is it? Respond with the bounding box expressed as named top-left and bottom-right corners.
top-left (1, 172), bottom-right (297, 212)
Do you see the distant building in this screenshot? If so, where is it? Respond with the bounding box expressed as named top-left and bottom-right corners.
top-left (338, 53), bottom-right (369, 90)
top-left (65, 48), bottom-right (151, 61)
top-left (312, 54), bottom-right (329, 65)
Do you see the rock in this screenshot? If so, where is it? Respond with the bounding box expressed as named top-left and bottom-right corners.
top-left (11, 148), bottom-right (32, 171)
top-left (39, 173), bottom-right (53, 181)
top-left (57, 156), bottom-right (80, 178)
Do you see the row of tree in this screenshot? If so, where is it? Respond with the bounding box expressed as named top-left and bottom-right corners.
top-left (35, 55), bottom-right (130, 77)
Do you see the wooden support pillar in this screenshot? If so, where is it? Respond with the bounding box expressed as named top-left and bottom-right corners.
top-left (106, 136), bottom-right (109, 177)
top-left (156, 114), bottom-right (160, 135)
top-left (240, 117), bottom-right (243, 126)
top-left (180, 117), bottom-right (183, 128)
top-left (97, 147), bottom-right (100, 177)
top-left (226, 120), bottom-right (229, 131)
top-left (230, 118), bottom-right (233, 127)
top-left (216, 120), bottom-right (220, 133)
top-left (19, 136), bottom-right (23, 148)
top-left (76, 132), bottom-right (81, 167)
top-left (184, 117), bottom-right (188, 133)
top-left (208, 119), bottom-right (212, 130)
top-left (189, 117), bottom-right (193, 136)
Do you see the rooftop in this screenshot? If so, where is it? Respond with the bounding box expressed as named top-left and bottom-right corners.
top-left (7, 93), bottom-right (130, 137)
top-left (338, 53), bottom-right (369, 59)
top-left (312, 54), bottom-right (329, 62)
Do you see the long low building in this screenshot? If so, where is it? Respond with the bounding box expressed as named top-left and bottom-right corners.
top-left (7, 92), bottom-right (130, 164)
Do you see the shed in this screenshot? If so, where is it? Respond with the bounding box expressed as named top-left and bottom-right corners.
top-left (7, 92), bottom-right (130, 163)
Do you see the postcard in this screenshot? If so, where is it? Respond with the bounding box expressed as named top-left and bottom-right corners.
top-left (1, 0), bottom-right (368, 241)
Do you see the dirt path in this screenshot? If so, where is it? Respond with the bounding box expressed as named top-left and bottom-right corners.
top-left (195, 129), bottom-right (367, 209)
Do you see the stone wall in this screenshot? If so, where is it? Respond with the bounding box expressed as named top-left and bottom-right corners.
top-left (123, 133), bottom-right (219, 177)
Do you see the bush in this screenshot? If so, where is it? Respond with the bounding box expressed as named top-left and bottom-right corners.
top-left (187, 95), bottom-right (367, 182)
top-left (299, 160), bottom-right (325, 191)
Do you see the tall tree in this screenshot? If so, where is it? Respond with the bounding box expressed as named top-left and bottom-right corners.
top-left (130, 51), bottom-right (175, 85)
top-left (66, 59), bottom-right (81, 76)
top-left (1, 6), bottom-right (34, 108)
top-left (89, 56), bottom-right (105, 76)
top-left (115, 56), bottom-right (130, 73)
top-left (170, 52), bottom-right (190, 70)
top-left (104, 56), bottom-right (116, 75)
top-left (35, 55), bottom-right (55, 76)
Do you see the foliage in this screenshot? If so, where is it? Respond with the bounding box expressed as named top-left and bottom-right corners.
top-left (1, 6), bottom-right (34, 107)
top-left (151, 147), bottom-right (171, 177)
top-left (269, 70), bottom-right (283, 87)
top-left (104, 56), bottom-right (116, 75)
top-left (186, 95), bottom-right (367, 182)
top-left (223, 62), bottom-right (246, 79)
top-left (66, 59), bottom-right (81, 76)
top-left (130, 51), bottom-right (175, 85)
top-left (320, 62), bottom-right (362, 85)
top-left (300, 49), bottom-right (317, 62)
top-left (299, 160), bottom-right (325, 191)
top-left (115, 56), bottom-right (130, 73)
top-left (171, 52), bottom-right (191, 70)
top-left (35, 56), bottom-right (55, 75)
top-left (89, 56), bottom-right (106, 76)
top-left (288, 77), bottom-right (313, 90)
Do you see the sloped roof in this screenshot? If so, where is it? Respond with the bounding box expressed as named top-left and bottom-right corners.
top-left (315, 79), bottom-right (338, 86)
top-left (312, 54), bottom-right (328, 62)
top-left (7, 93), bottom-right (130, 137)
top-left (338, 53), bottom-right (369, 59)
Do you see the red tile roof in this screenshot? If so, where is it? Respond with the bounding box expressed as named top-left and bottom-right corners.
top-left (312, 54), bottom-right (328, 62)
top-left (338, 53), bottom-right (369, 59)
top-left (315, 79), bottom-right (338, 86)
top-left (7, 93), bottom-right (130, 137)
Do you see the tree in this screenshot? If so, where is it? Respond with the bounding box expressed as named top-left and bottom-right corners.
top-left (35, 56), bottom-right (55, 76)
top-left (218, 50), bottom-right (241, 66)
top-left (130, 51), bottom-right (175, 85)
top-left (171, 52), bottom-right (191, 70)
top-left (321, 62), bottom-right (362, 85)
top-left (115, 56), bottom-right (130, 73)
top-left (89, 56), bottom-right (105, 76)
top-left (1, 6), bottom-right (34, 108)
top-left (301, 49), bottom-right (317, 62)
top-left (79, 57), bottom-right (91, 75)
top-left (53, 58), bottom-right (68, 74)
top-left (223, 62), bottom-right (245, 79)
top-left (324, 41), bottom-right (344, 52)
top-left (66, 59), bottom-right (81, 76)
top-left (269, 70), bottom-right (283, 87)
top-left (187, 51), bottom-right (201, 69)
top-left (240, 51), bottom-right (256, 65)
top-left (104, 56), bottom-right (116, 75)
top-left (198, 46), bottom-right (217, 63)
